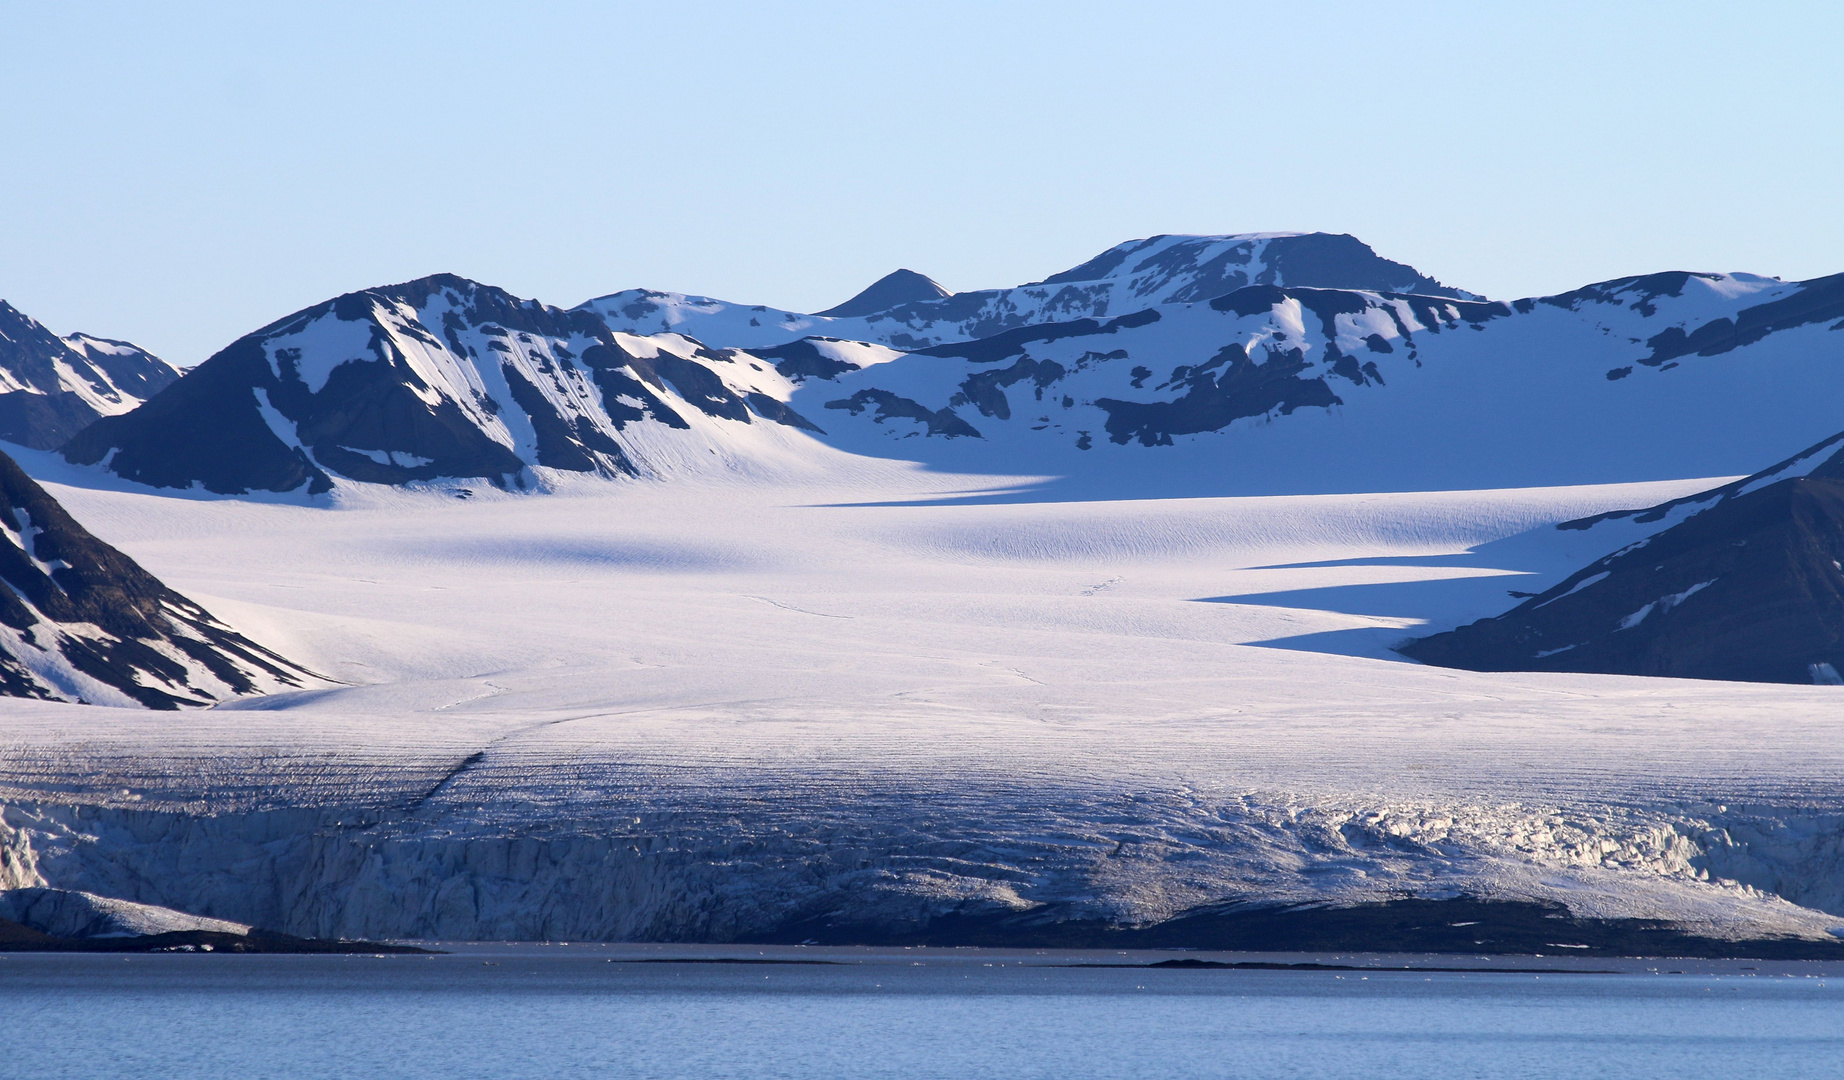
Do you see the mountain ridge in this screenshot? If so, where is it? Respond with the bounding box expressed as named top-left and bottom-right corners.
top-left (37, 237), bottom-right (1844, 500)
top-left (578, 231), bottom-right (1478, 351)
top-left (62, 273), bottom-right (823, 495)
top-left (0, 300), bottom-right (179, 450)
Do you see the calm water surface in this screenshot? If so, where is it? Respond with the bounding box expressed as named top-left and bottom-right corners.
top-left (5, 947), bottom-right (1841, 1079)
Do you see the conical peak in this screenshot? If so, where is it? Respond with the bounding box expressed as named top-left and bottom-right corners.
top-left (815, 269), bottom-right (952, 318)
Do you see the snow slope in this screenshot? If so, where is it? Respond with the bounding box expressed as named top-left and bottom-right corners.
top-left (4, 457), bottom-right (1843, 943)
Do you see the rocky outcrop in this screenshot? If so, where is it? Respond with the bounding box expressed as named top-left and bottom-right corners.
top-left (1403, 434), bottom-right (1844, 683)
top-left (0, 300), bottom-right (177, 449)
top-left (0, 447), bottom-right (313, 706)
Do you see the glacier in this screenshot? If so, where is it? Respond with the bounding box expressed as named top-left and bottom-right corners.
top-left (3, 454), bottom-right (1843, 945)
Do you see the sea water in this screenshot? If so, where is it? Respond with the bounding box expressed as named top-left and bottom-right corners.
top-left (5, 947), bottom-right (1841, 1079)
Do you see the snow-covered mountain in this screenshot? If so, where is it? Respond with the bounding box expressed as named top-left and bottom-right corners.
top-left (1403, 430), bottom-right (1844, 683)
top-left (787, 268), bottom-right (1844, 495)
top-left (0, 448), bottom-right (312, 707)
top-left (62, 275), bottom-right (825, 495)
top-left (579, 232), bottom-right (1475, 350)
top-left (0, 301), bottom-right (178, 450)
top-left (53, 248), bottom-right (1844, 499)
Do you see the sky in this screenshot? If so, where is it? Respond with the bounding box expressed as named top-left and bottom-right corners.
top-left (2, 0), bottom-right (1840, 366)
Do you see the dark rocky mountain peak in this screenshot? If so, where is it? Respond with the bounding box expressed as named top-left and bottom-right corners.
top-left (62, 274), bottom-right (821, 494)
top-left (0, 301), bottom-right (178, 450)
top-left (0, 448), bottom-right (313, 707)
top-left (815, 269), bottom-right (953, 318)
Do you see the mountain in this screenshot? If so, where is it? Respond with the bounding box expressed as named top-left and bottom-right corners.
top-left (62, 274), bottom-right (824, 495)
top-left (784, 268), bottom-right (1844, 495)
top-left (0, 448), bottom-right (312, 707)
top-left (815, 269), bottom-right (952, 317)
top-left (1401, 432), bottom-right (1844, 684)
top-left (0, 301), bottom-right (179, 450)
top-left (55, 251), bottom-right (1844, 499)
top-left (1032, 231), bottom-right (1472, 301)
top-left (578, 232), bottom-right (1477, 350)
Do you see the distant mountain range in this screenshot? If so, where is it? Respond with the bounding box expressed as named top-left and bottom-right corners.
top-left (580, 232), bottom-right (1475, 350)
top-left (20, 231), bottom-right (1838, 499)
top-left (792, 267), bottom-right (1844, 494)
top-left (0, 301), bottom-right (178, 449)
top-left (26, 231), bottom-right (1481, 494)
top-left (0, 448), bottom-right (312, 706)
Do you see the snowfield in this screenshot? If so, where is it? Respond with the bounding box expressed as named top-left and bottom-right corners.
top-left (5, 445), bottom-right (1844, 944)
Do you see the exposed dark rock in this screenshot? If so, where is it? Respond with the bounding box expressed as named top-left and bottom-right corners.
top-left (916, 309), bottom-right (1160, 366)
top-left (1540, 271), bottom-right (1711, 318)
top-left (750, 896), bottom-right (1844, 959)
top-left (745, 392), bottom-right (823, 433)
top-left (1096, 344), bottom-right (1340, 447)
top-left (500, 364), bottom-right (630, 475)
top-left (1210, 285), bottom-right (1509, 329)
top-left (750, 339), bottom-right (870, 382)
top-left (0, 447), bottom-right (312, 707)
top-left (586, 234), bottom-right (1482, 356)
top-left (1402, 435), bottom-right (1844, 684)
top-left (0, 916), bottom-right (426, 954)
top-left (0, 301), bottom-right (177, 450)
top-left (644, 350), bottom-right (753, 422)
top-left (64, 337), bottom-right (333, 494)
top-left (580, 343), bottom-right (690, 431)
top-left (1643, 271), bottom-right (1844, 365)
top-left (62, 333), bottom-right (181, 399)
top-left (0, 393), bottom-right (118, 455)
top-left (824, 390), bottom-right (980, 438)
top-left (950, 357), bottom-right (1067, 420)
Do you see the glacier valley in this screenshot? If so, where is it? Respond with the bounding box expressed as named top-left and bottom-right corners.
top-left (4, 450), bottom-right (1844, 947)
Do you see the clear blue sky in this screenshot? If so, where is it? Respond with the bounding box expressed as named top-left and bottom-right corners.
top-left (3, 1), bottom-right (1839, 365)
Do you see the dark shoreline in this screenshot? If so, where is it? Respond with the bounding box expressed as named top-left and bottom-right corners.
top-left (746, 897), bottom-right (1844, 961)
top-left (9, 897), bottom-right (1843, 962)
top-left (0, 917), bottom-right (428, 954)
